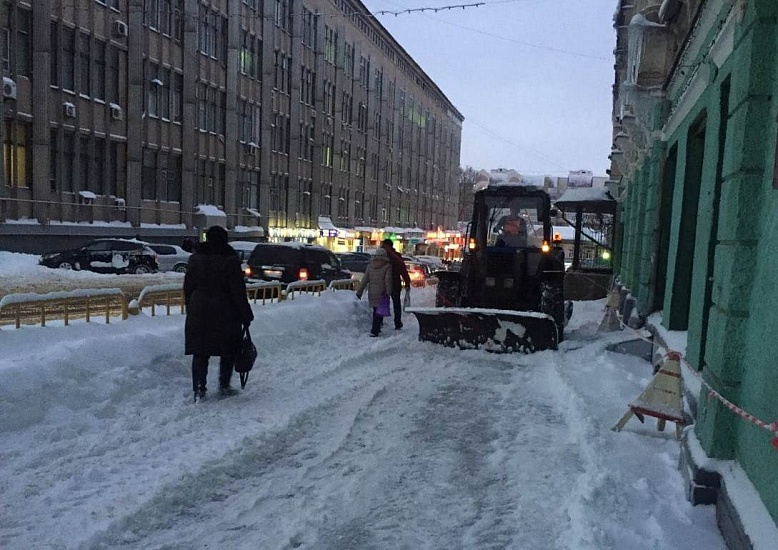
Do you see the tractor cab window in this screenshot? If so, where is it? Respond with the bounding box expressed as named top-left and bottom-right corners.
top-left (486, 196), bottom-right (544, 248)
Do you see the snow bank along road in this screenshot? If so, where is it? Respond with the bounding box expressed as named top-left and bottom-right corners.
top-left (0, 287), bottom-right (724, 549)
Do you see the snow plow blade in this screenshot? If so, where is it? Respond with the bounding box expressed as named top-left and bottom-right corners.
top-left (407, 307), bottom-right (558, 353)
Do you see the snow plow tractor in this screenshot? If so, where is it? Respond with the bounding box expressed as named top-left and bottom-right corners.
top-left (408, 183), bottom-right (572, 353)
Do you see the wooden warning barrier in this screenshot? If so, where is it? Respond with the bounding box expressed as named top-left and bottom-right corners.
top-left (612, 353), bottom-right (686, 439)
top-left (0, 288), bottom-right (128, 328)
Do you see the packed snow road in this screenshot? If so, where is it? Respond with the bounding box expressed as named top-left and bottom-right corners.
top-left (0, 285), bottom-right (724, 549)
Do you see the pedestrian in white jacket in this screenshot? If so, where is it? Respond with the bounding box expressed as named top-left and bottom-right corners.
top-left (356, 247), bottom-right (393, 336)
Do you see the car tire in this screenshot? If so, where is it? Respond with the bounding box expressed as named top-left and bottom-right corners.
top-left (173, 264), bottom-right (187, 273)
top-left (132, 265), bottom-right (152, 275)
top-left (57, 261), bottom-right (75, 270)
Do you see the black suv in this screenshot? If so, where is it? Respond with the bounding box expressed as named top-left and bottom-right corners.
top-left (39, 239), bottom-right (159, 274)
top-left (245, 243), bottom-right (352, 286)
top-left (335, 252), bottom-right (371, 273)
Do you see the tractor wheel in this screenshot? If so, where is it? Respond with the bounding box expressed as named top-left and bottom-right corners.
top-left (540, 281), bottom-right (565, 343)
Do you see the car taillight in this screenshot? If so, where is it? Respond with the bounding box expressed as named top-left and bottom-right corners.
top-left (244, 266), bottom-right (252, 277)
top-left (299, 268), bottom-right (309, 280)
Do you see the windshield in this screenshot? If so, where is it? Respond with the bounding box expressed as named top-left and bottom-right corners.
top-left (484, 195), bottom-right (545, 248)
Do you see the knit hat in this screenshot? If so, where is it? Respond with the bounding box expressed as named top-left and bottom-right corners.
top-left (205, 225), bottom-right (228, 245)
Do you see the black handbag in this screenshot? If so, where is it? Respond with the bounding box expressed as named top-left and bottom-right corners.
top-left (234, 326), bottom-right (257, 389)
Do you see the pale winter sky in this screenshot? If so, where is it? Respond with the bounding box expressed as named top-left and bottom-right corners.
top-left (2, 251), bottom-right (777, 548)
top-left (361, 0), bottom-right (616, 176)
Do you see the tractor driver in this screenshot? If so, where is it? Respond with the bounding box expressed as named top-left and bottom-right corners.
top-left (494, 200), bottom-right (528, 247)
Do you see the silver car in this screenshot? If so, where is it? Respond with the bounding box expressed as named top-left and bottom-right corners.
top-left (146, 244), bottom-right (191, 273)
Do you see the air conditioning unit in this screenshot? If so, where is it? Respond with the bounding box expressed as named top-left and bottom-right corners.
top-left (63, 102), bottom-right (76, 119)
top-left (113, 20), bottom-right (128, 38)
top-left (110, 103), bottom-right (123, 120)
top-left (2, 76), bottom-right (16, 99)
top-left (310, 108), bottom-right (317, 118)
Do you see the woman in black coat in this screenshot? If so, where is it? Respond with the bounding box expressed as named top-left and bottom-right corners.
top-left (184, 226), bottom-right (254, 400)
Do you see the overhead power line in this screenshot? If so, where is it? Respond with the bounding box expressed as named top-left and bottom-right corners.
top-left (465, 118), bottom-right (568, 171)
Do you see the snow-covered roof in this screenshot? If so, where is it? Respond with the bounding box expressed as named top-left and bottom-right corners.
top-left (556, 187), bottom-right (615, 204)
top-left (194, 204), bottom-right (226, 217)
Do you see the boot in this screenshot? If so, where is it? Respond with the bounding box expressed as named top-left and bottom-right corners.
top-left (219, 385), bottom-right (239, 397)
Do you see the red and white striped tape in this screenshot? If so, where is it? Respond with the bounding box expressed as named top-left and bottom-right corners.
top-left (613, 319), bottom-right (778, 449)
top-left (662, 350), bottom-right (778, 449)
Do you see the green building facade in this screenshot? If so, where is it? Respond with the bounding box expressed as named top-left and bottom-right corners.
top-left (611, 0), bottom-right (778, 538)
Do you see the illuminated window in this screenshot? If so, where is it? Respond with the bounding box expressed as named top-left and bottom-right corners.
top-left (3, 121), bottom-right (31, 188)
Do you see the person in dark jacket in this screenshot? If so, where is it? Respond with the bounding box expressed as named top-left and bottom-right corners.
top-left (184, 226), bottom-right (254, 401)
top-left (381, 238), bottom-right (411, 330)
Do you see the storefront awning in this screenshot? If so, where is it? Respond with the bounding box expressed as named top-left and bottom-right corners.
top-left (318, 216), bottom-right (340, 237)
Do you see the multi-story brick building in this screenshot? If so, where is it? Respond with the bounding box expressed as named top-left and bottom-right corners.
top-left (0, 0), bottom-right (463, 252)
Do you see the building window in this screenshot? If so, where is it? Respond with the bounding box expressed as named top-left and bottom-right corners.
top-left (198, 5), bottom-right (227, 61)
top-left (323, 79), bottom-right (334, 116)
top-left (0, 6), bottom-right (30, 76)
top-left (145, 0), bottom-right (160, 30)
top-left (197, 83), bottom-right (225, 134)
top-left (301, 8), bottom-right (317, 50)
top-left (357, 102), bottom-right (367, 133)
top-left (240, 30), bottom-right (261, 80)
top-left (339, 139), bottom-right (350, 172)
top-left (358, 55), bottom-right (368, 88)
top-left (274, 0), bottom-right (290, 32)
top-left (147, 63), bottom-right (160, 117)
top-left (3, 120), bottom-right (31, 188)
top-left (94, 40), bottom-right (106, 101)
top-left (50, 129), bottom-right (58, 192)
top-left (62, 27), bottom-right (75, 91)
top-left (239, 99), bottom-right (260, 144)
top-left (323, 26), bottom-right (337, 65)
top-left (240, 169), bottom-right (259, 209)
top-left (171, 71), bottom-right (182, 122)
top-left (62, 131), bottom-right (75, 192)
top-left (195, 159), bottom-right (224, 206)
top-left (160, 152), bottom-right (181, 202)
top-left (374, 67), bottom-right (383, 101)
top-left (355, 146), bottom-right (365, 177)
top-left (144, 0), bottom-right (181, 37)
top-left (79, 33), bottom-right (91, 96)
top-left (142, 148), bottom-right (157, 199)
top-left (341, 92), bottom-right (352, 125)
top-left (50, 23), bottom-right (59, 86)
top-left (343, 42), bottom-right (354, 77)
top-left (80, 136), bottom-right (91, 193)
top-left (273, 50), bottom-right (290, 94)
top-left (107, 46), bottom-right (120, 104)
top-left (94, 139), bottom-right (105, 195)
top-left (300, 66), bottom-right (314, 106)
top-left (322, 133), bottom-right (333, 168)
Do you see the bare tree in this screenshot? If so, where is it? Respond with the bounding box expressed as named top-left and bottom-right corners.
top-left (458, 166), bottom-right (480, 222)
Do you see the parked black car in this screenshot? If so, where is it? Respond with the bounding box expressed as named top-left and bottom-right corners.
top-left (39, 239), bottom-right (159, 274)
top-left (245, 243), bottom-right (352, 286)
top-left (335, 252), bottom-right (371, 273)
